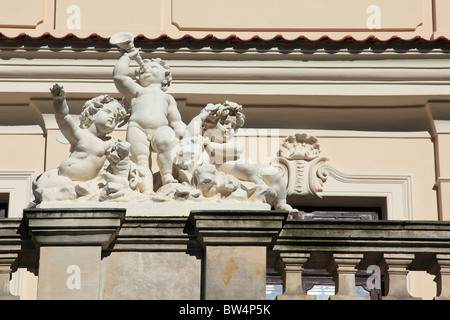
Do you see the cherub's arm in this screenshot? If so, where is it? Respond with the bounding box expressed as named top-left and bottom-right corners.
top-left (205, 140), bottom-right (244, 160)
top-left (183, 115), bottom-right (202, 138)
top-left (113, 52), bottom-right (140, 103)
top-left (50, 84), bottom-right (81, 146)
top-left (183, 107), bottom-right (210, 139)
top-left (167, 95), bottom-right (187, 139)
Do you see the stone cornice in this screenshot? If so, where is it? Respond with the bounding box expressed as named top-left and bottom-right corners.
top-left (111, 216), bottom-right (197, 252)
top-left (273, 220), bottom-right (450, 255)
top-left (188, 210), bottom-right (289, 247)
top-left (23, 208), bottom-right (125, 250)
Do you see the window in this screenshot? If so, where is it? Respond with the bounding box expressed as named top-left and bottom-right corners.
top-left (0, 193), bottom-right (9, 218)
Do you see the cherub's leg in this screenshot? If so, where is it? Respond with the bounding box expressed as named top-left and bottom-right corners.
top-left (126, 125), bottom-right (154, 194)
top-left (260, 165), bottom-right (296, 212)
top-left (152, 126), bottom-right (177, 185)
top-left (222, 162), bottom-right (260, 184)
top-left (32, 169), bottom-right (77, 202)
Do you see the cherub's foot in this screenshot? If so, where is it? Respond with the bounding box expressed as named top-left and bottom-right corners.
top-left (143, 189), bottom-right (155, 196)
top-left (161, 174), bottom-right (178, 185)
top-left (274, 201), bottom-right (298, 213)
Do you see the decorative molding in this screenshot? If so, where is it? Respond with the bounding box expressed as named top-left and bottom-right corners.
top-left (434, 177), bottom-right (450, 188)
top-left (23, 209), bottom-right (126, 250)
top-left (319, 165), bottom-right (414, 220)
top-left (0, 171), bottom-right (36, 218)
top-left (0, 0), bottom-right (44, 29)
top-left (276, 134), bottom-right (414, 220)
top-left (171, 0), bottom-right (425, 32)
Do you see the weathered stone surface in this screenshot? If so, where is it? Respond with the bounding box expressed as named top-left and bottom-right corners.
top-left (273, 220), bottom-right (450, 253)
top-left (101, 252), bottom-right (201, 300)
top-left (204, 246), bottom-right (266, 300)
top-left (189, 210), bottom-right (288, 246)
top-left (23, 208), bottom-right (125, 250)
top-left (111, 216), bottom-right (196, 252)
top-left (37, 246), bottom-right (101, 300)
top-left (0, 219), bottom-right (22, 253)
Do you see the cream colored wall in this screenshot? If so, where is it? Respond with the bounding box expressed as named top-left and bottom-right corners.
top-left (0, 0), bottom-right (444, 40)
top-left (0, 135), bottom-right (45, 172)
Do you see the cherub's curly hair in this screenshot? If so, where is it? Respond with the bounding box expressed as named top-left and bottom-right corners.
top-left (135, 58), bottom-right (172, 92)
top-left (201, 101), bottom-right (246, 134)
top-left (79, 95), bottom-right (127, 129)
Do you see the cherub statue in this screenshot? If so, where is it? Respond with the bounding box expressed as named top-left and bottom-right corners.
top-left (178, 101), bottom-right (297, 212)
top-left (113, 50), bottom-right (186, 194)
top-left (32, 84), bottom-right (127, 203)
top-left (99, 140), bottom-right (146, 201)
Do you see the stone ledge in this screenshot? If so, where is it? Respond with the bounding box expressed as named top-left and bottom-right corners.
top-left (0, 219), bottom-right (22, 254)
top-left (23, 208), bottom-right (125, 250)
top-left (188, 210), bottom-right (289, 246)
top-left (111, 217), bottom-right (197, 252)
top-left (273, 220), bottom-right (450, 254)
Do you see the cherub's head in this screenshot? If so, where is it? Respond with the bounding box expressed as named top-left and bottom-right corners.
top-left (201, 101), bottom-right (245, 142)
top-left (135, 58), bottom-right (172, 91)
top-left (79, 95), bottom-right (127, 134)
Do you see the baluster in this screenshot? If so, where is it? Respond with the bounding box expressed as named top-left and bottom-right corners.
top-left (330, 253), bottom-right (369, 300)
top-left (383, 253), bottom-right (421, 300)
top-left (0, 254), bottom-right (19, 300)
top-left (276, 252), bottom-right (315, 300)
top-left (433, 254), bottom-right (450, 300)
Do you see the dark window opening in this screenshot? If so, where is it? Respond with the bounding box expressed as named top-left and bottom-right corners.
top-left (0, 193), bottom-right (9, 218)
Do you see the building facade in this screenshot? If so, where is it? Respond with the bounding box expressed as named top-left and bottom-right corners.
top-left (2, 0), bottom-right (450, 300)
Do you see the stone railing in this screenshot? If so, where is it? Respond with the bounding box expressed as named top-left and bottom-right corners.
top-left (274, 219), bottom-right (450, 300)
top-left (1, 210), bottom-right (450, 300)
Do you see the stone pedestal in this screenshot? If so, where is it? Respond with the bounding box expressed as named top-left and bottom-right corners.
top-left (205, 246), bottom-right (266, 300)
top-left (38, 246), bottom-right (101, 299)
top-left (188, 210), bottom-right (288, 300)
top-left (101, 217), bottom-right (202, 300)
top-left (23, 208), bottom-right (125, 300)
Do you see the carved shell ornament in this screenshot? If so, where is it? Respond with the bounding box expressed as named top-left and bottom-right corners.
top-left (275, 133), bottom-right (328, 198)
top-left (279, 133), bottom-right (321, 160)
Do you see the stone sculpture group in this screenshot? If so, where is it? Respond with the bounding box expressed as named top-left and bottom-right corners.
top-left (32, 32), bottom-right (298, 212)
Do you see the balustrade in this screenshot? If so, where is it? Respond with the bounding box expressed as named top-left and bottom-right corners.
top-left (273, 220), bottom-right (450, 300)
top-left (1, 213), bottom-right (450, 300)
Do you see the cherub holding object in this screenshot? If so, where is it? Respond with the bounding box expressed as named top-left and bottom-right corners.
top-left (113, 52), bottom-right (186, 194)
top-left (32, 84), bottom-right (127, 203)
top-left (181, 101), bottom-right (296, 212)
